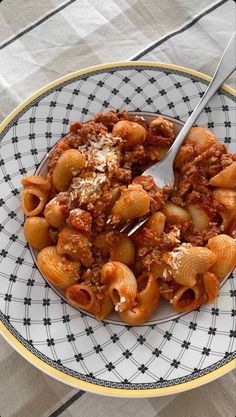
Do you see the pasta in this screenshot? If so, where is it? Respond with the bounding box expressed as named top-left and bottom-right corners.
top-left (101, 261), bottom-right (137, 312)
top-left (146, 212), bottom-right (166, 239)
top-left (111, 184), bottom-right (151, 221)
top-left (187, 204), bottom-right (210, 231)
top-left (207, 234), bottom-right (236, 280)
top-left (52, 149), bottom-right (86, 191)
top-left (112, 120), bottom-right (147, 147)
top-left (23, 217), bottom-right (52, 250)
top-left (119, 273), bottom-right (160, 324)
top-left (20, 109), bottom-right (236, 324)
top-left (172, 285), bottom-right (202, 313)
top-left (37, 246), bottom-right (80, 289)
top-left (209, 161), bottom-right (236, 188)
top-left (162, 202), bottom-right (190, 225)
top-left (21, 175), bottom-right (51, 216)
top-left (163, 245), bottom-right (217, 287)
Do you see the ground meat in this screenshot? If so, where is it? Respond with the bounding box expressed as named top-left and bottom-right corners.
top-left (192, 142), bottom-right (227, 177)
top-left (221, 152), bottom-right (235, 168)
top-left (69, 120), bottom-right (83, 133)
top-left (171, 196), bottom-right (186, 208)
top-left (132, 175), bottom-right (156, 191)
top-left (146, 117), bottom-right (175, 147)
top-left (131, 115), bottom-right (149, 129)
top-left (47, 138), bottom-right (70, 172)
top-left (183, 224), bottom-right (220, 246)
top-left (93, 109), bottom-right (130, 131)
top-left (67, 209), bottom-right (92, 234)
top-left (93, 110), bottom-right (119, 130)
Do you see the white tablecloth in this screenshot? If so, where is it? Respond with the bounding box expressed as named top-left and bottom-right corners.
top-left (0, 1), bottom-right (235, 416)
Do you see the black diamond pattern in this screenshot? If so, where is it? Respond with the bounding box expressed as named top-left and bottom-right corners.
top-left (152, 348), bottom-right (162, 357)
top-left (138, 364), bottom-right (148, 374)
top-left (211, 308), bottom-right (219, 316)
top-left (208, 327), bottom-right (217, 335)
top-left (137, 335), bottom-right (146, 344)
top-left (75, 353), bottom-right (84, 361)
top-left (202, 347), bottom-right (211, 356)
top-left (85, 327), bottom-right (93, 335)
top-left (10, 274), bottom-right (17, 282)
top-left (208, 122), bottom-right (214, 128)
top-left (181, 340), bottom-right (191, 349)
top-left (47, 338), bottom-right (55, 346)
top-left (105, 362), bottom-right (115, 371)
top-left (189, 322), bottom-right (197, 330)
top-left (9, 233), bottom-right (18, 242)
top-left (123, 350), bottom-right (132, 359)
top-left (62, 314), bottom-right (70, 323)
top-left (93, 345), bottom-right (103, 353)
top-left (16, 257), bottom-right (24, 264)
top-left (164, 331), bottom-right (172, 340)
top-left (171, 359), bottom-right (180, 368)
top-left (110, 334), bottom-right (119, 343)
top-left (11, 189), bottom-right (20, 196)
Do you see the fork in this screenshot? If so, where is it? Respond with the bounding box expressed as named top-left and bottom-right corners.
top-left (119, 32), bottom-right (236, 236)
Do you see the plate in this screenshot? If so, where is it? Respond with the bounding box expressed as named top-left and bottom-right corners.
top-left (0, 62), bottom-right (235, 397)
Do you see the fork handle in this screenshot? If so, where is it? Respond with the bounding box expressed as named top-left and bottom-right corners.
top-left (164, 32), bottom-right (236, 164)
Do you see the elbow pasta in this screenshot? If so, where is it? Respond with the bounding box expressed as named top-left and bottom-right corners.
top-left (20, 110), bottom-right (236, 324)
top-left (187, 204), bottom-right (210, 231)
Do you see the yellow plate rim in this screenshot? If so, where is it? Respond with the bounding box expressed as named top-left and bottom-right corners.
top-left (0, 61), bottom-right (235, 397)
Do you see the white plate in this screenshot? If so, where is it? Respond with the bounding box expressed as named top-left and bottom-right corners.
top-left (0, 62), bottom-right (235, 397)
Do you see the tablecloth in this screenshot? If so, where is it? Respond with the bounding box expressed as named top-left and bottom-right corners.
top-left (0, 0), bottom-right (235, 416)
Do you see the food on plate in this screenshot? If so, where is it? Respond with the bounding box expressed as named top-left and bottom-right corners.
top-left (21, 109), bottom-right (236, 324)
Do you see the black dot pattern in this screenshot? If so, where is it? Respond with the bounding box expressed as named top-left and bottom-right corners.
top-left (0, 65), bottom-right (235, 391)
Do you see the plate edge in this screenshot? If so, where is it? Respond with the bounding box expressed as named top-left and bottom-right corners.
top-left (0, 319), bottom-right (235, 397)
top-left (0, 60), bottom-right (235, 396)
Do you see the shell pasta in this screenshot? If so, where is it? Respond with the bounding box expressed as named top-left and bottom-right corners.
top-left (21, 109), bottom-right (236, 324)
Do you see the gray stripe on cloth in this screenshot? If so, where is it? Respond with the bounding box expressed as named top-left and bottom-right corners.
top-left (131, 0), bottom-right (230, 60)
top-left (0, 0), bottom-right (78, 51)
top-left (48, 391), bottom-right (85, 417)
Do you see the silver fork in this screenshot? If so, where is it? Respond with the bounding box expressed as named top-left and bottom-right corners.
top-left (119, 32), bottom-right (236, 236)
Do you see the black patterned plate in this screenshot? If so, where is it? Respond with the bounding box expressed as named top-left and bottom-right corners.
top-left (0, 62), bottom-right (235, 397)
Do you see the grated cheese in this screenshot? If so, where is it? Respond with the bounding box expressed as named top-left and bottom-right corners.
top-left (82, 133), bottom-right (121, 173)
top-left (114, 296), bottom-right (126, 312)
top-left (71, 173), bottom-right (107, 204)
top-left (165, 243), bottom-right (192, 270)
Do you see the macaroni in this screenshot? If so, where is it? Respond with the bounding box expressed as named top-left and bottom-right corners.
top-left (21, 109), bottom-right (236, 323)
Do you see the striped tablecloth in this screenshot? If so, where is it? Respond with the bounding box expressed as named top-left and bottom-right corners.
top-left (0, 1), bottom-right (235, 416)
